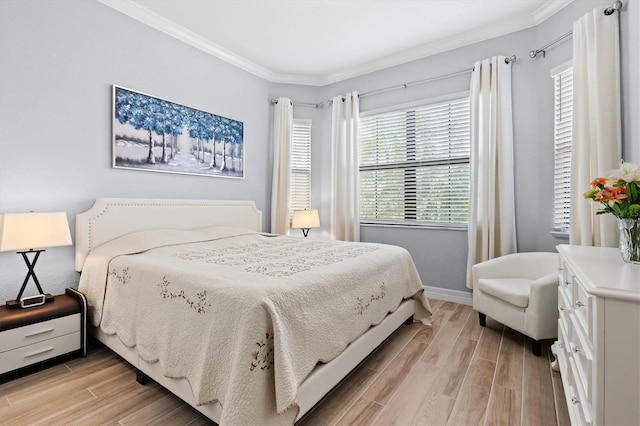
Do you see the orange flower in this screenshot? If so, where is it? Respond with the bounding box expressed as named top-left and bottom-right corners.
top-left (590, 177), bottom-right (607, 188)
top-left (610, 186), bottom-right (627, 203)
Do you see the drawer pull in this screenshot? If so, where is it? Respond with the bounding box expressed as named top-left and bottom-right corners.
top-left (573, 347), bottom-right (582, 354)
top-left (560, 306), bottom-right (568, 311)
top-left (558, 342), bottom-right (564, 349)
top-left (24, 346), bottom-right (55, 358)
top-left (571, 396), bottom-right (580, 405)
top-left (24, 327), bottom-right (55, 337)
top-left (575, 301), bottom-right (585, 308)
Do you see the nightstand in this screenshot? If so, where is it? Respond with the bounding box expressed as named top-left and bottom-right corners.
top-left (0, 288), bottom-right (87, 381)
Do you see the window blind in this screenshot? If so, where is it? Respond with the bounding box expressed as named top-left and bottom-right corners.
top-left (359, 97), bottom-right (470, 226)
top-left (552, 67), bottom-right (573, 233)
top-left (290, 120), bottom-right (312, 215)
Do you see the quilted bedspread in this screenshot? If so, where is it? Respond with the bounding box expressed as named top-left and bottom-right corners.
top-left (79, 227), bottom-right (432, 425)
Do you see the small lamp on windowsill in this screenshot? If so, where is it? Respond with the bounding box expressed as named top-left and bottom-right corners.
top-left (292, 209), bottom-right (320, 237)
top-left (0, 212), bottom-right (72, 309)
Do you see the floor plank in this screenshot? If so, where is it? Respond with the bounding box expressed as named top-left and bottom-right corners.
top-left (485, 384), bottom-right (522, 426)
top-left (474, 324), bottom-right (503, 362)
top-left (522, 345), bottom-right (558, 426)
top-left (446, 358), bottom-right (496, 425)
top-left (419, 321), bottom-right (464, 366)
top-left (300, 366), bottom-right (378, 426)
top-left (552, 376), bottom-right (571, 426)
top-left (335, 397), bottom-right (384, 426)
top-left (372, 359), bottom-right (441, 425)
top-left (460, 309), bottom-right (484, 341)
top-left (433, 336), bottom-right (478, 398)
top-left (362, 340), bottom-right (427, 405)
top-left (494, 327), bottom-right (525, 391)
top-left (412, 392), bottom-right (456, 425)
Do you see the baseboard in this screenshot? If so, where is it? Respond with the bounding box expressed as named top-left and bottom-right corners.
top-left (424, 286), bottom-right (473, 306)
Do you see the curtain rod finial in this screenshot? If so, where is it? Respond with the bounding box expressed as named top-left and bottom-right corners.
top-left (605, 0), bottom-right (622, 15)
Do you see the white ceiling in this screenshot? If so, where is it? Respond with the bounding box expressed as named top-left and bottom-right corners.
top-left (100, 0), bottom-right (573, 86)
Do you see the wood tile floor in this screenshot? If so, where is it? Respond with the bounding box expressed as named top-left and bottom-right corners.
top-left (0, 299), bottom-right (570, 425)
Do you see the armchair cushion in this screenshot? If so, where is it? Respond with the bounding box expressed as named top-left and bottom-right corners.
top-left (477, 278), bottom-right (531, 308)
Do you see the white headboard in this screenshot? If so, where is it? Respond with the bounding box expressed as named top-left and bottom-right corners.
top-left (75, 198), bottom-right (262, 271)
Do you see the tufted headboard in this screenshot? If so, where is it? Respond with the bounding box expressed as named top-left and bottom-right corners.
top-left (75, 198), bottom-right (262, 271)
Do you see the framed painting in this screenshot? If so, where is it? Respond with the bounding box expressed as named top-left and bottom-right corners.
top-left (112, 85), bottom-right (244, 178)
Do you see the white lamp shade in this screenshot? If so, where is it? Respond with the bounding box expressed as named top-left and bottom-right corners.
top-left (292, 209), bottom-right (320, 229)
top-left (0, 212), bottom-right (72, 252)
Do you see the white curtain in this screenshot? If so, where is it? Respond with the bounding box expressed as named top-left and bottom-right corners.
top-left (570, 7), bottom-right (621, 247)
top-left (271, 97), bottom-right (293, 235)
top-left (466, 56), bottom-right (517, 288)
top-left (330, 92), bottom-right (360, 241)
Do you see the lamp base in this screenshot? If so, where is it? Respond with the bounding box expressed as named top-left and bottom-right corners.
top-left (5, 293), bottom-right (54, 309)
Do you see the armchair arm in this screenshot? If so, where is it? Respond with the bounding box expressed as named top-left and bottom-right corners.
top-left (525, 272), bottom-right (560, 340)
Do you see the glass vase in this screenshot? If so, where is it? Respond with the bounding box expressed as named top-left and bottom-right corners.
top-left (617, 218), bottom-right (640, 264)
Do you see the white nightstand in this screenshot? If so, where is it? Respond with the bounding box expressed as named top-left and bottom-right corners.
top-left (0, 288), bottom-right (87, 381)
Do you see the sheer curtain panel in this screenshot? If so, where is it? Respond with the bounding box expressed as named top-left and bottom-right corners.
top-left (271, 97), bottom-right (293, 235)
top-left (331, 92), bottom-right (360, 241)
top-left (569, 6), bottom-right (621, 247)
top-left (466, 56), bottom-right (517, 288)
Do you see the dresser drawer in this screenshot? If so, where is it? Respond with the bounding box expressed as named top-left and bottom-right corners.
top-left (557, 320), bottom-right (570, 377)
top-left (573, 280), bottom-right (592, 339)
top-left (568, 319), bottom-right (593, 402)
top-left (568, 355), bottom-right (593, 426)
top-left (0, 313), bottom-right (80, 352)
top-left (558, 287), bottom-right (571, 335)
top-left (0, 332), bottom-right (80, 374)
top-left (559, 262), bottom-right (573, 293)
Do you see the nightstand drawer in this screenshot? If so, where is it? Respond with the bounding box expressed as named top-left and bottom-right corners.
top-left (0, 331), bottom-right (80, 374)
top-left (0, 313), bottom-right (80, 352)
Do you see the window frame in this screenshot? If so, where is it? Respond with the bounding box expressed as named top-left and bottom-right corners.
top-left (358, 92), bottom-right (471, 230)
top-left (550, 60), bottom-right (573, 236)
top-left (290, 118), bottom-right (312, 218)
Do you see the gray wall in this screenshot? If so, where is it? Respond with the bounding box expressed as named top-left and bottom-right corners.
top-left (1, 0), bottom-right (638, 302)
top-left (0, 0), bottom-right (273, 302)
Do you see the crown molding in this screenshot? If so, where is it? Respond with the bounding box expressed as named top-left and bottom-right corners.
top-left (318, 9), bottom-right (550, 85)
top-left (533, 0), bottom-right (574, 24)
top-left (99, 0), bottom-right (576, 87)
top-left (98, 0), bottom-right (277, 82)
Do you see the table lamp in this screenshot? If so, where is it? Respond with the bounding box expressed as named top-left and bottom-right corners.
top-left (0, 212), bottom-right (72, 309)
top-left (292, 209), bottom-right (320, 237)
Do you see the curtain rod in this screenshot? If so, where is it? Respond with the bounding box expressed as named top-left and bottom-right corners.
top-left (328, 54), bottom-right (516, 105)
top-left (270, 99), bottom-right (324, 108)
top-left (529, 0), bottom-right (623, 58)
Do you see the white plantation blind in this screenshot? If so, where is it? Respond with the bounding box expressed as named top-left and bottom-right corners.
top-left (359, 96), bottom-right (470, 226)
top-left (290, 119), bottom-right (312, 215)
top-left (552, 64), bottom-right (573, 233)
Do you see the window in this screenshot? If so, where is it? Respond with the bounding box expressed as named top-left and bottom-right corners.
top-left (359, 95), bottom-right (470, 227)
top-left (551, 63), bottom-right (573, 233)
top-left (290, 119), bottom-right (312, 216)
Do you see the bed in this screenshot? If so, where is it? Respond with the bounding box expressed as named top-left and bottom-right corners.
top-left (75, 198), bottom-right (432, 424)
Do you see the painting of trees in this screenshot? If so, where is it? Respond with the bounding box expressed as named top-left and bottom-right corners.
top-left (112, 85), bottom-right (244, 178)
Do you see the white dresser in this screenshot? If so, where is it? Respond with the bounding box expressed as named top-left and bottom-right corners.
top-left (556, 244), bottom-right (640, 426)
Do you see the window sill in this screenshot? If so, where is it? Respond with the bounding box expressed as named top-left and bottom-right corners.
top-left (551, 231), bottom-right (570, 239)
top-left (360, 222), bottom-right (467, 232)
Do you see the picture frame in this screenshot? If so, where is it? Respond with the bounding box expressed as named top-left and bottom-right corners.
top-left (112, 85), bottom-right (244, 178)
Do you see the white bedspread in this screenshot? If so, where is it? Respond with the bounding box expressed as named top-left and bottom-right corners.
top-left (79, 227), bottom-right (432, 425)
